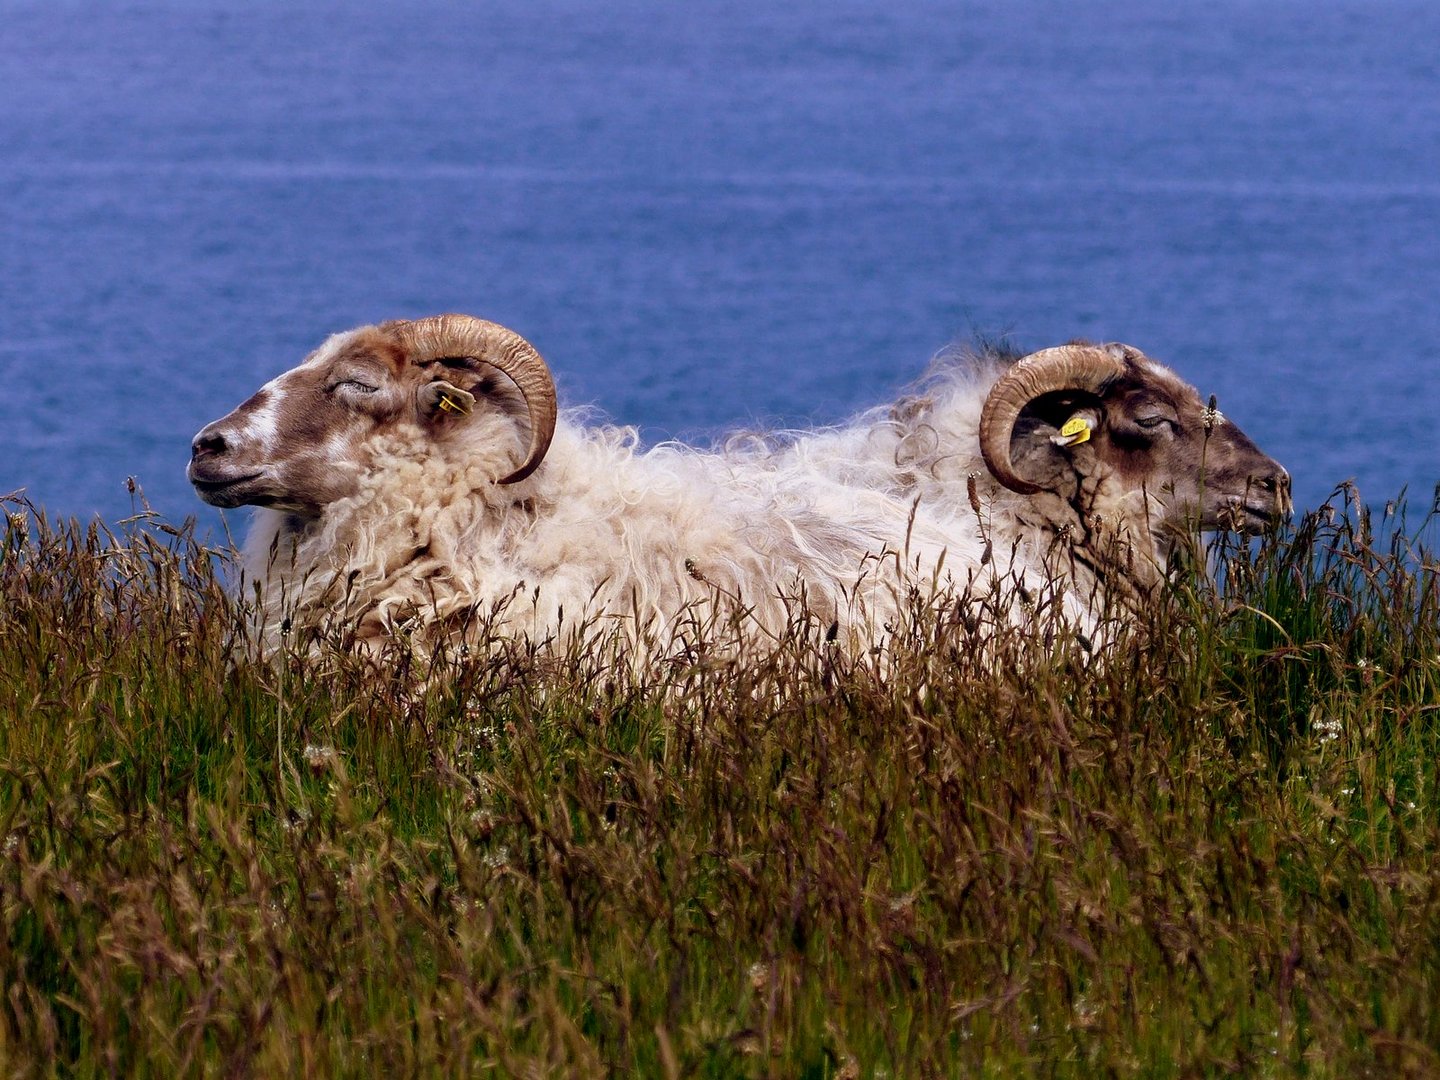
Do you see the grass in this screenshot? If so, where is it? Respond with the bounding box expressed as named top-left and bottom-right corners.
top-left (1, 489), bottom-right (1438, 1077)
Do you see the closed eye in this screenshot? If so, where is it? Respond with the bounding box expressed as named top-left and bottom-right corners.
top-left (330, 379), bottom-right (378, 394)
top-left (1135, 415), bottom-right (1171, 429)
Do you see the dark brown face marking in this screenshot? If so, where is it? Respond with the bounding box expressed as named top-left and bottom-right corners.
top-left (1015, 349), bottom-right (1290, 532)
top-left (1093, 357), bottom-right (1289, 530)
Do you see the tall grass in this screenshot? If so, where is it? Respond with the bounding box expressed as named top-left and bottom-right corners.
top-left (1, 490), bottom-right (1437, 1076)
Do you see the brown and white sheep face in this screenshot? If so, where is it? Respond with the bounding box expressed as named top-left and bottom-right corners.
top-left (1093, 359), bottom-right (1290, 532)
top-left (188, 325), bottom-right (513, 516)
top-left (1008, 348), bottom-right (1291, 534)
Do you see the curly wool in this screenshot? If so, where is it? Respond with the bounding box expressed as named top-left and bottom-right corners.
top-left (241, 352), bottom-right (1157, 656)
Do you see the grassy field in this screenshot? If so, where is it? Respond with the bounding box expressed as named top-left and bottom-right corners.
top-left (1, 490), bottom-right (1438, 1077)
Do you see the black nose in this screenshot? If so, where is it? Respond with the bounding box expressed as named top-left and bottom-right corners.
top-left (1254, 467), bottom-right (1290, 495)
top-left (191, 430), bottom-right (229, 460)
top-left (1258, 466), bottom-right (1293, 515)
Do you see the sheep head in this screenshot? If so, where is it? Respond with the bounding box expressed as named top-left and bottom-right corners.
top-left (188, 314), bottom-right (557, 515)
top-left (978, 342), bottom-right (1290, 534)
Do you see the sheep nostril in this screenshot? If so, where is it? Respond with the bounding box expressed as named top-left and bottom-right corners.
top-left (1256, 471), bottom-right (1288, 495)
top-left (192, 431), bottom-right (228, 459)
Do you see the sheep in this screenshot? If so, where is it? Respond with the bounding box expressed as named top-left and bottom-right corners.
top-left (187, 314), bottom-right (1290, 656)
top-left (777, 339), bottom-right (1293, 610)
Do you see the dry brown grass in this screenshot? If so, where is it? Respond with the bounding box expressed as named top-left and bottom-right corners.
top-left (1, 489), bottom-right (1438, 1076)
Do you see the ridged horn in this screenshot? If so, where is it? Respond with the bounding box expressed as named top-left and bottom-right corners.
top-left (978, 343), bottom-right (1129, 494)
top-left (397, 314), bottom-right (557, 485)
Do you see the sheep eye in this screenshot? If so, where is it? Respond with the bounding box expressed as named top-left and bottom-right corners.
top-left (332, 379), bottom-right (378, 394)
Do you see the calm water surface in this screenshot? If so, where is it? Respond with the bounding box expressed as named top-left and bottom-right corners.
top-left (3, 0), bottom-right (1439, 527)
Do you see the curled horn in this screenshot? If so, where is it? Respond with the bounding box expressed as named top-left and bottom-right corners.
top-left (978, 343), bottom-right (1128, 494)
top-left (397, 314), bottom-right (558, 485)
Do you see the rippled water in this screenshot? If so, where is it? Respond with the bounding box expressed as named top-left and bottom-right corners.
top-left (3, 0), bottom-right (1438, 526)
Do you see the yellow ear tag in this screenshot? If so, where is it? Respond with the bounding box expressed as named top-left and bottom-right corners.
top-left (437, 390), bottom-right (471, 415)
top-left (1056, 416), bottom-right (1091, 446)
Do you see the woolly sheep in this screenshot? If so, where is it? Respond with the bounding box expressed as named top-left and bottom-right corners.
top-left (188, 315), bottom-right (1289, 655)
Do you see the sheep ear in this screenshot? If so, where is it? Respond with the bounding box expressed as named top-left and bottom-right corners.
top-left (418, 380), bottom-right (476, 423)
top-left (1051, 409), bottom-right (1098, 449)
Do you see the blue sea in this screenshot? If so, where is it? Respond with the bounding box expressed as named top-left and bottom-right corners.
top-left (3, 0), bottom-right (1439, 528)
